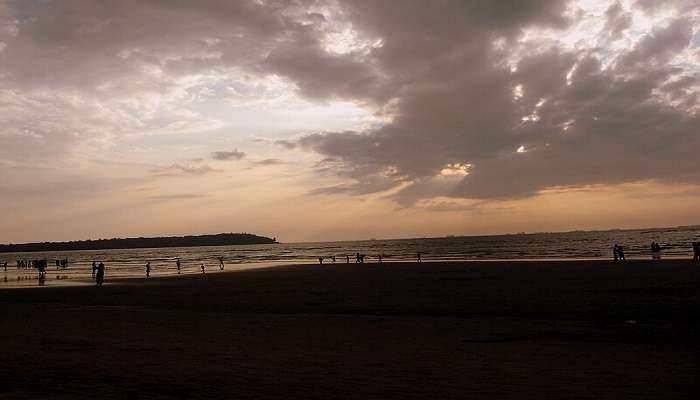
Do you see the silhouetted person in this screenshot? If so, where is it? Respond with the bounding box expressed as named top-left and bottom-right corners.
top-left (692, 242), bottom-right (700, 261)
top-left (331, 255), bottom-right (336, 263)
top-left (96, 262), bottom-right (105, 286)
top-left (651, 242), bottom-right (661, 260)
top-left (91, 261), bottom-right (97, 278)
top-left (613, 244), bottom-right (619, 262)
top-left (378, 254), bottom-right (383, 263)
top-left (145, 262), bottom-right (151, 278)
top-left (200, 263), bottom-right (205, 273)
top-left (36, 260), bottom-right (46, 278)
top-left (176, 258), bottom-right (181, 274)
top-left (3, 261), bottom-right (7, 272)
top-left (319, 257), bottom-right (324, 265)
top-left (346, 255), bottom-right (350, 264)
top-left (417, 252), bottom-right (422, 263)
top-left (618, 245), bottom-right (626, 261)
top-left (356, 252), bottom-right (360, 263)
top-left (219, 256), bottom-right (225, 271)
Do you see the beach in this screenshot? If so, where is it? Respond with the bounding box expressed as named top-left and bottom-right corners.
top-left (1, 260), bottom-right (699, 399)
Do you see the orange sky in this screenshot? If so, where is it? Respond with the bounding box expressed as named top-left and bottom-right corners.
top-left (1, 0), bottom-right (699, 243)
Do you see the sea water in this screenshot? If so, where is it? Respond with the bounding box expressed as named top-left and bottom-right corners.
top-left (1, 225), bottom-right (699, 287)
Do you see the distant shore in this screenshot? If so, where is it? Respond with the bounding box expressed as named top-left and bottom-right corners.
top-left (2, 259), bottom-right (699, 399)
top-left (0, 232), bottom-right (277, 253)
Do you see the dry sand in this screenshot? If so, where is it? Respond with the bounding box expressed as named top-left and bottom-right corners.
top-left (1, 260), bottom-right (699, 399)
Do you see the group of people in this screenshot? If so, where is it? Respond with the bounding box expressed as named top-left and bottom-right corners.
top-left (318, 253), bottom-right (376, 264)
top-left (318, 252), bottom-right (423, 264)
top-left (612, 241), bottom-right (700, 261)
top-left (14, 259), bottom-right (38, 269)
top-left (12, 259), bottom-right (69, 270)
top-left (90, 261), bottom-right (106, 286)
top-left (612, 244), bottom-right (626, 261)
top-left (145, 256), bottom-right (225, 277)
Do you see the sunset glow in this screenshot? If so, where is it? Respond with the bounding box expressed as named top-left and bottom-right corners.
top-left (1, 0), bottom-right (699, 243)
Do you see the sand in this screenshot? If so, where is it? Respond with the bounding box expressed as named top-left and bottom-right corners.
top-left (1, 260), bottom-right (699, 399)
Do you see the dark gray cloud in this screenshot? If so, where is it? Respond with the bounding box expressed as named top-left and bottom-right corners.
top-left (252, 158), bottom-right (285, 166)
top-left (1, 0), bottom-right (698, 208)
top-left (212, 150), bottom-right (246, 161)
top-left (287, 1), bottom-right (700, 203)
top-left (0, 0), bottom-right (287, 90)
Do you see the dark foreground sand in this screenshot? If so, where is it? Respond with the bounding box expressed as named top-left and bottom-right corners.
top-left (1, 260), bottom-right (699, 399)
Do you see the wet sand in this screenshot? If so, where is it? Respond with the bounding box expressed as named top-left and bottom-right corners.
top-left (1, 260), bottom-right (699, 399)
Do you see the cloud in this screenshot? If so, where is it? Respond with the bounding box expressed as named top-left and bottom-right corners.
top-left (603, 2), bottom-right (632, 40)
top-left (164, 164), bottom-right (219, 175)
top-left (0, 0), bottom-right (287, 91)
top-left (146, 193), bottom-right (205, 200)
top-left (212, 150), bottom-right (246, 161)
top-left (287, 1), bottom-right (700, 203)
top-left (273, 139), bottom-right (298, 149)
top-left (308, 184), bottom-right (355, 196)
top-left (1, 0), bottom-right (699, 214)
top-left (251, 158), bottom-right (285, 166)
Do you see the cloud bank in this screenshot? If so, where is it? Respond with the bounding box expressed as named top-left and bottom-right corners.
top-left (286, 0), bottom-right (700, 203)
top-left (0, 0), bottom-right (700, 219)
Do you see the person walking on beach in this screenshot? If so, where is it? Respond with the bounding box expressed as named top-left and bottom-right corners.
top-left (91, 261), bottom-right (97, 278)
top-left (318, 257), bottom-right (324, 265)
top-left (613, 244), bottom-right (619, 262)
top-left (332, 255), bottom-right (336, 264)
top-left (219, 256), bottom-right (225, 271)
top-left (618, 245), bottom-right (626, 261)
top-left (346, 255), bottom-right (350, 264)
top-left (417, 252), bottom-right (422, 263)
top-left (692, 242), bottom-right (699, 261)
top-left (651, 242), bottom-right (662, 260)
top-left (378, 254), bottom-right (383, 263)
top-left (356, 252), bottom-right (360, 263)
top-left (176, 258), bottom-right (181, 274)
top-left (145, 262), bottom-right (151, 278)
top-left (3, 261), bottom-right (7, 272)
top-left (200, 262), bottom-right (205, 273)
top-left (36, 260), bottom-right (46, 278)
top-left (96, 262), bottom-right (105, 286)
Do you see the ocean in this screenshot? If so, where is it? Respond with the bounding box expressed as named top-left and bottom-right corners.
top-left (2, 225), bottom-right (699, 287)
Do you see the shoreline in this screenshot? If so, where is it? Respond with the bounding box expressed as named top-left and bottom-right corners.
top-left (2, 257), bottom-right (697, 289)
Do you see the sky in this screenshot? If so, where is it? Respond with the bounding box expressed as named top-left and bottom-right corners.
top-left (1, 0), bottom-right (699, 244)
